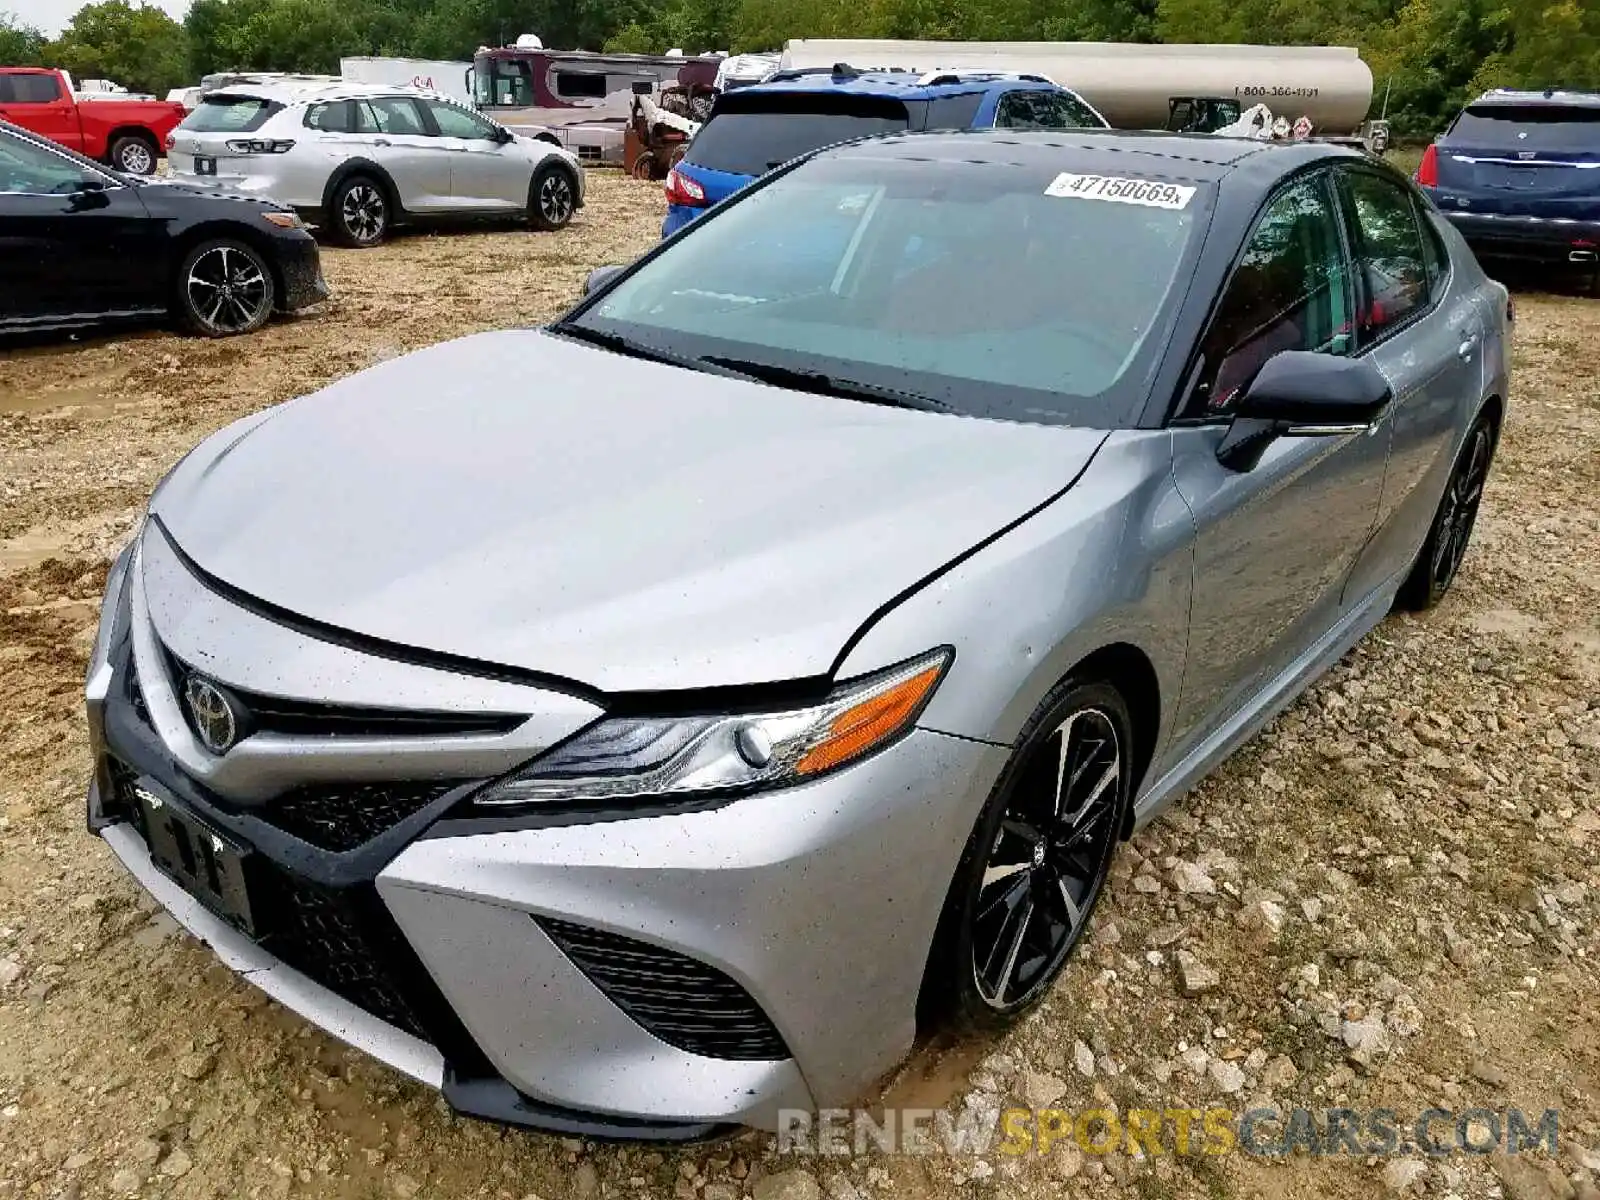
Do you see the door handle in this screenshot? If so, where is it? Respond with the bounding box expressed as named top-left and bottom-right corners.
top-left (373, 138), bottom-right (391, 147)
top-left (1457, 332), bottom-right (1480, 361)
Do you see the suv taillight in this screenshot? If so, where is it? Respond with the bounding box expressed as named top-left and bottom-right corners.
top-left (664, 167), bottom-right (706, 208)
top-left (1416, 143), bottom-right (1439, 188)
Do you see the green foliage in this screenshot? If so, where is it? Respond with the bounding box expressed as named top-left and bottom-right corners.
top-left (0, 12), bottom-right (48, 65)
top-left (1, 0), bottom-right (1595, 138)
top-left (48, 1), bottom-right (191, 95)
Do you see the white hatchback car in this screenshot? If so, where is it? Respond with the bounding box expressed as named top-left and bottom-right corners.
top-left (166, 82), bottom-right (585, 246)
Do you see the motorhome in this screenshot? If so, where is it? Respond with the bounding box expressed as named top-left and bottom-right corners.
top-left (473, 40), bottom-right (721, 164)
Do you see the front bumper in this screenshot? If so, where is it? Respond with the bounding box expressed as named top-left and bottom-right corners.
top-left (273, 232), bottom-right (329, 312)
top-left (1435, 208), bottom-right (1600, 266)
top-left (86, 530), bottom-right (1007, 1134)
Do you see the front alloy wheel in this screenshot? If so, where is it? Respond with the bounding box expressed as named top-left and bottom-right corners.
top-left (176, 240), bottom-right (275, 336)
top-left (1397, 416), bottom-right (1494, 610)
top-left (927, 679), bottom-right (1130, 1029)
top-left (530, 167), bottom-right (575, 231)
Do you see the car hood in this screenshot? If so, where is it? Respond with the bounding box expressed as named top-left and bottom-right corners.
top-left (151, 330), bottom-right (1106, 694)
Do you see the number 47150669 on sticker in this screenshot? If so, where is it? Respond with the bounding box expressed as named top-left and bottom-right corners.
top-left (1045, 172), bottom-right (1197, 211)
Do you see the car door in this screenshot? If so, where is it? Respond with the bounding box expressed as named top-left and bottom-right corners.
top-left (0, 132), bottom-right (164, 326)
top-left (1334, 166), bottom-right (1484, 605)
top-left (1166, 170), bottom-right (1393, 751)
top-left (360, 96), bottom-right (451, 211)
top-left (420, 98), bottom-right (524, 210)
top-left (0, 72), bottom-right (86, 154)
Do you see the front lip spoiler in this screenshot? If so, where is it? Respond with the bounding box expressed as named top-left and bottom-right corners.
top-left (443, 1071), bottom-right (738, 1143)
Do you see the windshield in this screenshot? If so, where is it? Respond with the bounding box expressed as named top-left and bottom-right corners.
top-left (685, 96), bottom-right (911, 177)
top-left (565, 152), bottom-right (1206, 425)
top-left (1450, 104), bottom-right (1600, 153)
top-left (181, 95), bottom-right (283, 133)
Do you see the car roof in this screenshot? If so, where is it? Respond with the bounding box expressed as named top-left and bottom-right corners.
top-left (1467, 88), bottom-right (1600, 110)
top-left (732, 67), bottom-right (1065, 101)
top-left (202, 81), bottom-right (455, 105)
top-left (804, 126), bottom-right (1364, 183)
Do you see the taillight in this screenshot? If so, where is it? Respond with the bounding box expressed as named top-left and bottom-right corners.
top-left (664, 167), bottom-right (706, 208)
top-left (225, 138), bottom-right (295, 154)
top-left (1416, 143), bottom-right (1439, 188)
top-left (164, 133), bottom-right (175, 150)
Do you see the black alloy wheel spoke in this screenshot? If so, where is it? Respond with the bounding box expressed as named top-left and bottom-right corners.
top-left (972, 706), bottom-right (1121, 1009)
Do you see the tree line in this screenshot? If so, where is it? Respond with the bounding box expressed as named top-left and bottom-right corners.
top-left (3, 0), bottom-right (1597, 136)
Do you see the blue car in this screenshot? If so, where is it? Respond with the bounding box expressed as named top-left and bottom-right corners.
top-left (661, 66), bottom-right (1107, 237)
top-left (1417, 88), bottom-right (1600, 292)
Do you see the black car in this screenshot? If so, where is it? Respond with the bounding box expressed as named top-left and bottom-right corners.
top-left (0, 120), bottom-right (328, 337)
top-left (1416, 88), bottom-right (1600, 293)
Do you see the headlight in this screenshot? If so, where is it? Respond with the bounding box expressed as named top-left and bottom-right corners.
top-left (261, 211), bottom-right (304, 229)
top-left (472, 648), bottom-right (951, 807)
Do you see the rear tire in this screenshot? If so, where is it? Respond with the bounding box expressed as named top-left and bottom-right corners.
top-left (109, 134), bottom-right (156, 175)
top-left (1395, 413), bottom-right (1496, 610)
top-left (330, 174), bottom-right (390, 248)
top-left (529, 165), bottom-right (576, 231)
top-left (922, 677), bottom-right (1132, 1034)
top-left (175, 239), bottom-right (276, 337)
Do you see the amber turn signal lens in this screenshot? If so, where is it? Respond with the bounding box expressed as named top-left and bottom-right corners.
top-left (795, 663), bottom-right (944, 776)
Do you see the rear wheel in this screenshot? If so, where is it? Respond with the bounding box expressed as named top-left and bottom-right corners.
top-left (1396, 414), bottom-right (1495, 610)
top-left (176, 239), bottom-right (275, 337)
top-left (924, 678), bottom-right (1131, 1031)
top-left (330, 175), bottom-right (389, 248)
top-left (109, 134), bottom-right (156, 175)
top-left (529, 165), bottom-right (576, 231)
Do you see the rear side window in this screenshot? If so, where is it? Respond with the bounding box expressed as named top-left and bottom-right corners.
top-left (0, 73), bottom-right (63, 103)
top-left (556, 72), bottom-right (607, 99)
top-left (182, 96), bottom-right (283, 133)
top-left (995, 90), bottom-right (1104, 130)
top-left (1338, 170), bottom-right (1431, 339)
top-left (1415, 203), bottom-right (1449, 297)
top-left (1449, 103), bottom-right (1600, 153)
top-left (923, 92), bottom-right (983, 130)
top-left (685, 95), bottom-right (910, 176)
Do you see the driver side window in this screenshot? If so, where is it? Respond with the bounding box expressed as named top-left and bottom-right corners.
top-left (0, 135), bottom-right (98, 194)
top-left (1193, 174), bottom-right (1352, 415)
top-left (425, 100), bottom-right (499, 140)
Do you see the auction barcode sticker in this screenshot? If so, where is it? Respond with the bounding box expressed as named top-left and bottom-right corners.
top-left (1044, 172), bottom-right (1197, 210)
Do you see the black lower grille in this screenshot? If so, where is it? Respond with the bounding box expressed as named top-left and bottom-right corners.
top-left (538, 918), bottom-right (789, 1061)
top-left (268, 781), bottom-right (465, 853)
top-left (258, 873), bottom-right (431, 1040)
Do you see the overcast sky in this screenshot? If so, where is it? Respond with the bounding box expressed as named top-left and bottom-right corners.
top-left (17, 0), bottom-right (190, 37)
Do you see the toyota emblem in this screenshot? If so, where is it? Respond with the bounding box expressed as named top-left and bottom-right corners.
top-left (184, 675), bottom-right (238, 754)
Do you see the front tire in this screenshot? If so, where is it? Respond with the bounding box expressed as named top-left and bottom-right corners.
top-left (529, 165), bottom-right (576, 230)
top-left (176, 239), bottom-right (275, 337)
top-left (330, 175), bottom-right (390, 248)
top-left (1396, 414), bottom-right (1495, 610)
top-left (109, 134), bottom-right (156, 175)
top-left (924, 678), bottom-right (1132, 1032)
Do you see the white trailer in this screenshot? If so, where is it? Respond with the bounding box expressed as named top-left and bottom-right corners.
top-left (339, 57), bottom-right (475, 106)
top-left (779, 40), bottom-right (1385, 146)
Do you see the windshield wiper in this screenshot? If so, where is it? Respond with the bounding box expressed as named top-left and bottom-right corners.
top-left (698, 355), bottom-right (951, 413)
top-left (548, 323), bottom-right (738, 378)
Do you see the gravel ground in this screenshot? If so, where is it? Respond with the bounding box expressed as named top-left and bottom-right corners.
top-left (1, 172), bottom-right (1597, 1200)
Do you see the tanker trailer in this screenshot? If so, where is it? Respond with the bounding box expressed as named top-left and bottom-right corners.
top-left (778, 40), bottom-right (1387, 150)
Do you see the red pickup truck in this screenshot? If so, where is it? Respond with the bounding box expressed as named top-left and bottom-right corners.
top-left (0, 67), bottom-right (185, 174)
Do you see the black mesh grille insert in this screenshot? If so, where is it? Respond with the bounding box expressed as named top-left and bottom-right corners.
top-left (538, 918), bottom-right (789, 1061)
top-left (258, 875), bottom-right (432, 1041)
top-left (267, 780), bottom-right (465, 853)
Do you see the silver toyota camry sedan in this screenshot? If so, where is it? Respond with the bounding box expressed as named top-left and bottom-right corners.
top-left (85, 129), bottom-right (1510, 1139)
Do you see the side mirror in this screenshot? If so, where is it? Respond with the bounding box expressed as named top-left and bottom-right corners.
top-left (69, 179), bottom-right (111, 211)
top-left (1217, 350), bottom-right (1391, 470)
top-left (494, 126), bottom-right (515, 144)
top-left (582, 264), bottom-right (624, 296)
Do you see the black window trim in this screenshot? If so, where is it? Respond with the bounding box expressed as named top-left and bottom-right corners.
top-left (1167, 163), bottom-right (1354, 426)
top-left (1333, 162), bottom-right (1446, 356)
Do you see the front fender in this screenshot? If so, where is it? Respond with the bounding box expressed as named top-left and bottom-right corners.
top-left (834, 429), bottom-right (1192, 757)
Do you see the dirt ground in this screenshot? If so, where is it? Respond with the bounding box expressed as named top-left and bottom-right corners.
top-left (1, 172), bottom-right (1597, 1200)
